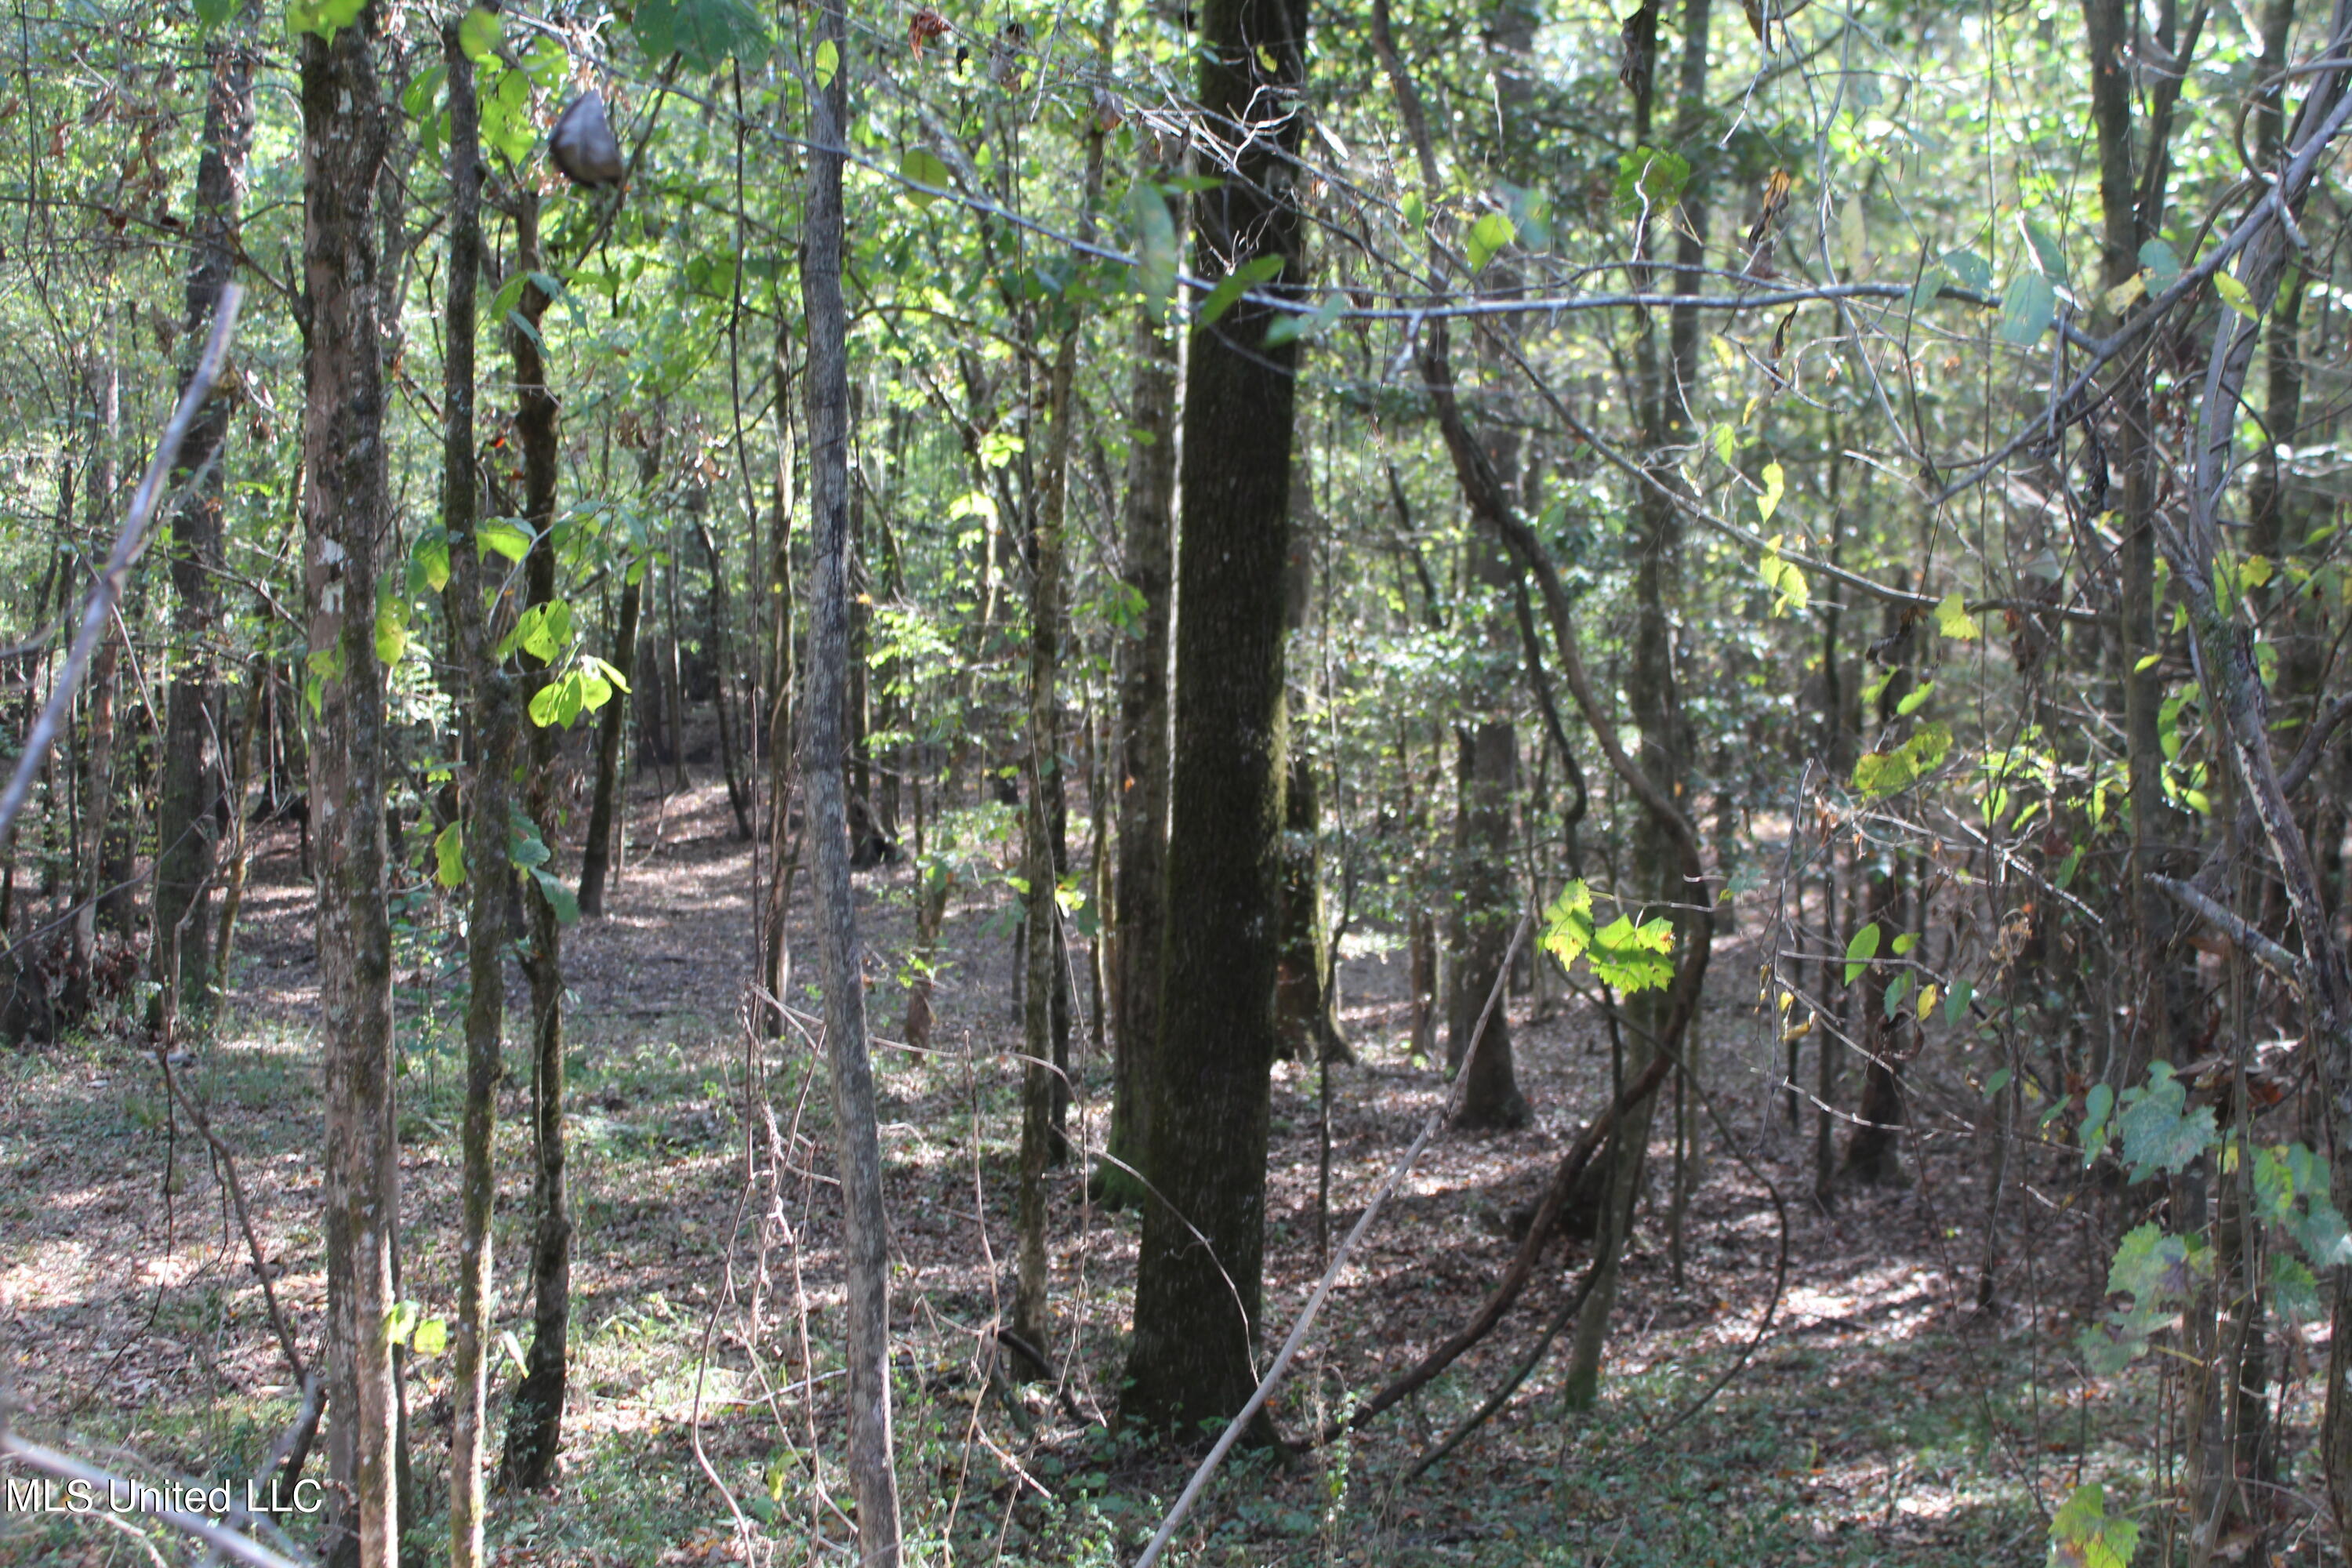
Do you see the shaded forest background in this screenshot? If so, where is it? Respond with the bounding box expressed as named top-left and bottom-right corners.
top-left (2, 0), bottom-right (2352, 1563)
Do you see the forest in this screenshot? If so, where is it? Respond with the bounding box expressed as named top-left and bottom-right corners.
top-left (2, 0), bottom-right (2350, 1562)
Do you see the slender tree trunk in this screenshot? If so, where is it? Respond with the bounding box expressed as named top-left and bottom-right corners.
top-left (151, 32), bottom-right (252, 1033)
top-left (67, 339), bottom-right (121, 1022)
top-left (1101, 160), bottom-right (1182, 1208)
top-left (1123, 0), bottom-right (1308, 1436)
top-left (499, 191), bottom-right (573, 1494)
top-left (697, 502), bottom-right (754, 840)
top-left (1015, 66), bottom-right (1112, 1362)
top-left (764, 321), bottom-right (799, 1035)
top-left (803, 5), bottom-right (904, 1555)
top-left (300, 8), bottom-right (401, 1559)
top-left (578, 557), bottom-right (641, 916)
top-left (2084, 0), bottom-right (2187, 1078)
top-left (1566, 0), bottom-right (1709, 1410)
top-left (1275, 463), bottom-right (1350, 1069)
top-left (437, 37), bottom-right (508, 1568)
top-left (212, 649), bottom-right (262, 988)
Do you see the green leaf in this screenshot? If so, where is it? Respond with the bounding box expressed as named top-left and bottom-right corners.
top-left (434, 822), bottom-right (466, 888)
top-left (2138, 237), bottom-right (2182, 288)
top-left (1264, 289), bottom-right (1348, 348)
top-left (2080, 1082), bottom-right (2116, 1163)
top-left (1998, 271), bottom-right (2056, 346)
top-left (1935, 591), bottom-right (1980, 639)
top-left (1711, 423), bottom-right (1737, 466)
top-left (2049, 1482), bottom-right (2140, 1568)
top-left (2289, 1189), bottom-right (2352, 1269)
top-left (1943, 249), bottom-right (1992, 293)
top-left (1983, 1066), bottom-right (2013, 1098)
top-left (412, 1317), bottom-right (450, 1357)
top-left (1757, 460), bottom-right (1785, 524)
top-left (1193, 255), bottom-right (1284, 330)
top-left (1587, 913), bottom-right (1675, 993)
top-left (634, 0), bottom-right (773, 73)
top-left (532, 866), bottom-right (581, 926)
top-left (384, 1300), bottom-right (422, 1348)
top-left (528, 675), bottom-right (569, 728)
top-left (1844, 921), bottom-right (1882, 986)
top-left (1757, 535), bottom-right (1807, 617)
top-left (2022, 219), bottom-right (2068, 285)
top-left (2113, 1062), bottom-right (2216, 1181)
top-left (2270, 1254), bottom-right (2321, 1322)
top-left (375, 593), bottom-right (410, 666)
top-left (900, 148), bottom-right (951, 205)
top-left (1909, 247), bottom-right (1947, 310)
top-left (1465, 212), bottom-right (1515, 272)
top-left (413, 535), bottom-right (452, 593)
top-left (813, 38), bottom-right (839, 89)
top-left (400, 64), bottom-right (447, 122)
top-left (286, 0), bottom-right (365, 41)
top-left (1613, 145), bottom-right (1690, 219)
top-left (1895, 681), bottom-right (1933, 717)
top-left (1944, 976), bottom-right (1974, 1025)
top-left (1851, 722), bottom-right (1953, 799)
top-left (477, 520), bottom-right (535, 563)
top-left (507, 807), bottom-right (551, 870)
top-left (1540, 880), bottom-right (1596, 969)
top-left (458, 6), bottom-right (502, 62)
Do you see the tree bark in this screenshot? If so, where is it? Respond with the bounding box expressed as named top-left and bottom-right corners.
top-left (802, 3), bottom-right (905, 1555)
top-left (499, 191), bottom-right (573, 1494)
top-left (1123, 0), bottom-right (1308, 1438)
top-left (1566, 0), bottom-right (1709, 1410)
top-left (437, 34), bottom-right (509, 1568)
top-left (299, 7), bottom-right (401, 1559)
top-left (151, 31), bottom-right (252, 1033)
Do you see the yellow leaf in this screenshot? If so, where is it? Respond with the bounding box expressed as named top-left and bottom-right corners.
top-left (2103, 273), bottom-right (2146, 314)
top-left (1935, 591), bottom-right (1980, 640)
top-left (1758, 461), bottom-right (1786, 524)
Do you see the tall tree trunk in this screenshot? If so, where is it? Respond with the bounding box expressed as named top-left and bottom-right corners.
top-left (1015, 63), bottom-right (1112, 1364)
top-left (1100, 154), bottom-right (1183, 1209)
top-left (2079, 0), bottom-right (2183, 1081)
top-left (1565, 0), bottom-right (1709, 1410)
top-left (151, 32), bottom-right (253, 1033)
top-left (300, 7), bottom-right (400, 1560)
top-left (803, 5), bottom-right (904, 1556)
top-left (437, 35), bottom-right (508, 1568)
top-left (1123, 0), bottom-right (1308, 1436)
top-left (499, 191), bottom-right (573, 1494)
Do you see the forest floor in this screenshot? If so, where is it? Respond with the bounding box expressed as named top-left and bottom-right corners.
top-left (0, 769), bottom-right (2294, 1566)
